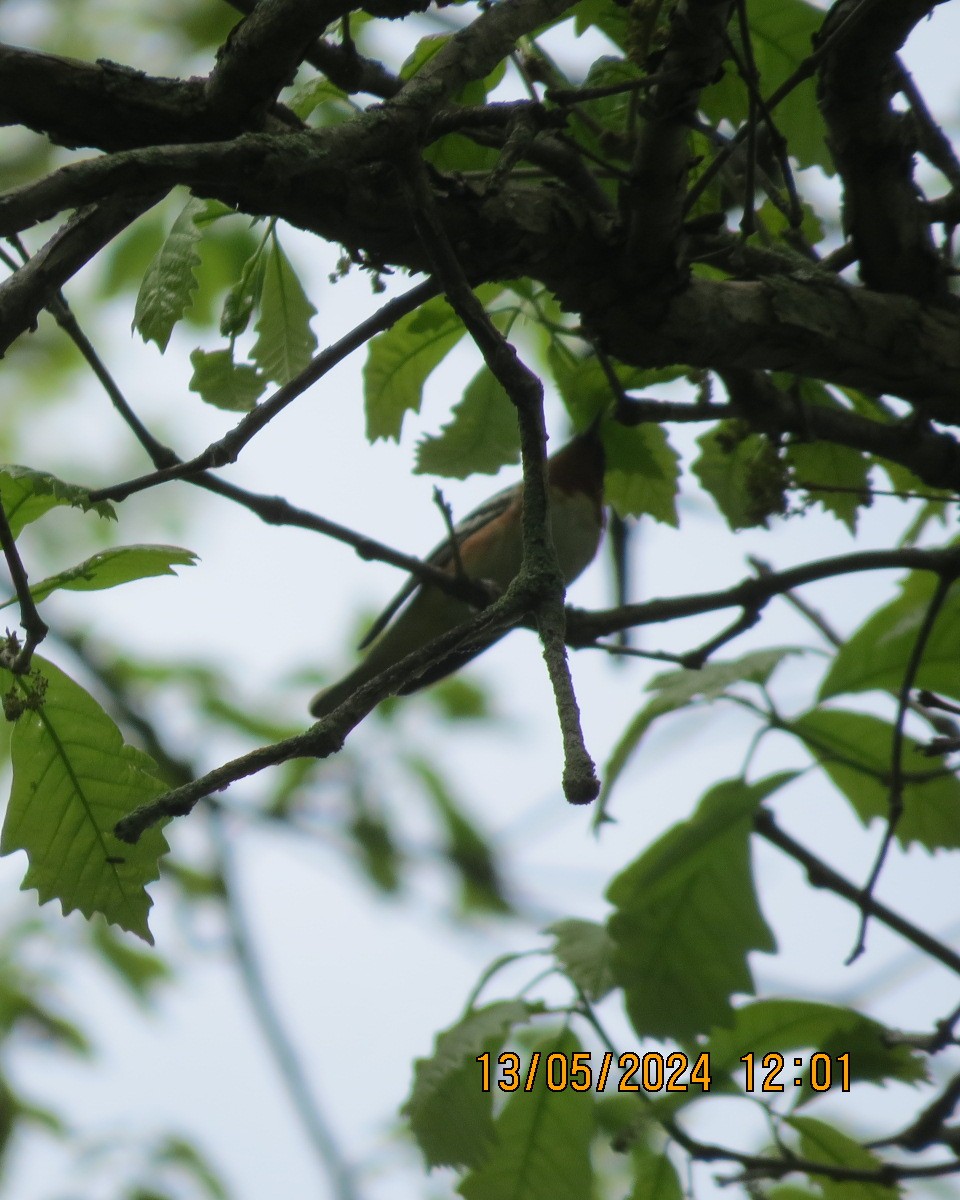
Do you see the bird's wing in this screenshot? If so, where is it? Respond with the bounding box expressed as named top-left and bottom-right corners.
top-left (356, 481), bottom-right (518, 650)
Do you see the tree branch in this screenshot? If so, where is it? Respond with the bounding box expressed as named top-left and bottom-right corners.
top-left (0, 193), bottom-right (161, 354)
top-left (816, 0), bottom-right (947, 297)
top-left (754, 808), bottom-right (960, 978)
top-left (204, 0), bottom-right (352, 125)
top-left (400, 150), bottom-right (598, 804)
top-left (88, 278), bottom-right (439, 503)
top-left (114, 580), bottom-right (537, 843)
top-left (568, 545), bottom-right (960, 642)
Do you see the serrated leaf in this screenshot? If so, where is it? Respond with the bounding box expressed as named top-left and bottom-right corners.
top-left (364, 285), bottom-right (501, 442)
top-left (1, 544), bottom-right (198, 610)
top-left (0, 465), bottom-right (115, 537)
top-left (251, 234), bottom-right (318, 384)
top-left (415, 365), bottom-right (520, 477)
top-left (599, 650), bottom-right (800, 821)
top-left (789, 708), bottom-right (960, 850)
top-left (547, 918), bottom-right (616, 1001)
top-left (189, 348), bottom-right (266, 411)
top-left (607, 776), bottom-right (783, 1040)
top-left (788, 436), bottom-right (870, 531)
top-left (701, 0), bottom-right (830, 172)
top-left (404, 999), bottom-right (540, 1169)
top-left (819, 573), bottom-right (960, 702)
top-left (459, 1030), bottom-right (594, 1200)
top-left (548, 346), bottom-right (686, 430)
top-left (783, 380), bottom-right (870, 531)
top-left (0, 658), bottom-right (169, 943)
top-left (133, 196), bottom-right (207, 351)
top-left (693, 422), bottom-right (786, 529)
top-left (602, 422), bottom-right (680, 524)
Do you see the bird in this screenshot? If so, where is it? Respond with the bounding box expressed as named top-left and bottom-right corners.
top-left (308, 423), bottom-right (606, 718)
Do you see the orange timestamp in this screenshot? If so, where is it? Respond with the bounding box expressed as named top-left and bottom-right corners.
top-left (477, 1051), bottom-right (854, 1094)
top-left (476, 1050), bottom-right (714, 1093)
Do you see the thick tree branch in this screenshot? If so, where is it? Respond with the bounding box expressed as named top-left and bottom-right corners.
top-left (587, 275), bottom-right (960, 415)
top-left (625, 0), bottom-right (735, 285)
top-left (719, 369), bottom-right (960, 489)
top-left (0, 193), bottom-right (161, 355)
top-left (816, 0), bottom-right (948, 297)
top-left (0, 43), bottom-right (215, 151)
top-left (204, 0), bottom-right (351, 125)
top-left (222, 0), bottom-right (402, 97)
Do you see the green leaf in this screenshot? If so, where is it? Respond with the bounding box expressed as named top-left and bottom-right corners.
top-left (400, 33), bottom-right (449, 79)
top-left (572, 0), bottom-right (631, 50)
top-left (251, 233), bottom-right (318, 384)
top-left (404, 36), bottom-right (505, 173)
top-left (0, 465), bottom-right (116, 537)
top-left (787, 1116), bottom-right (896, 1200)
top-left (348, 804), bottom-right (403, 894)
top-left (364, 285), bottom-right (501, 442)
top-left (415, 365), bottom-right (520, 477)
top-left (404, 999), bottom-right (540, 1169)
top-left (547, 918), bottom-right (616, 1001)
top-left (91, 918), bottom-right (173, 1002)
top-left (789, 707), bottom-right (960, 850)
top-left (0, 972), bottom-right (91, 1055)
top-left (607, 776), bottom-right (782, 1040)
top-left (819, 573), bottom-right (960, 702)
top-left (220, 234), bottom-right (268, 339)
top-left (706, 999), bottom-right (926, 1097)
top-left (599, 650), bottom-right (800, 821)
top-left (2, 544), bottom-right (198, 609)
top-left (788, 436), bottom-right (870, 531)
top-left (286, 77), bottom-right (354, 124)
top-left (693, 422), bottom-right (787, 529)
top-left (459, 1029), bottom-right (595, 1200)
top-left (548, 346), bottom-right (686, 429)
top-left (602, 421), bottom-right (680, 524)
top-left (407, 754), bottom-right (511, 914)
top-left (133, 196), bottom-right (207, 351)
top-left (189, 348), bottom-right (266, 411)
top-left (783, 381), bottom-right (871, 531)
top-left (0, 658), bottom-right (169, 943)
top-left (153, 1136), bottom-right (230, 1200)
top-left (701, 0), bottom-right (830, 172)
top-left (627, 1144), bottom-right (683, 1200)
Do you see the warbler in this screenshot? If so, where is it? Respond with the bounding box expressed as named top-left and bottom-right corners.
top-left (309, 424), bottom-right (606, 717)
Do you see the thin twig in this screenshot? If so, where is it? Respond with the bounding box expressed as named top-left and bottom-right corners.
top-left (848, 571), bottom-right (956, 963)
top-left (399, 149), bottom-right (598, 805)
top-left (755, 808), bottom-right (960, 978)
top-left (89, 278), bottom-right (440, 504)
top-left (0, 502), bottom-right (48, 674)
top-left (432, 486), bottom-right (466, 578)
top-left (114, 583), bottom-right (534, 842)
